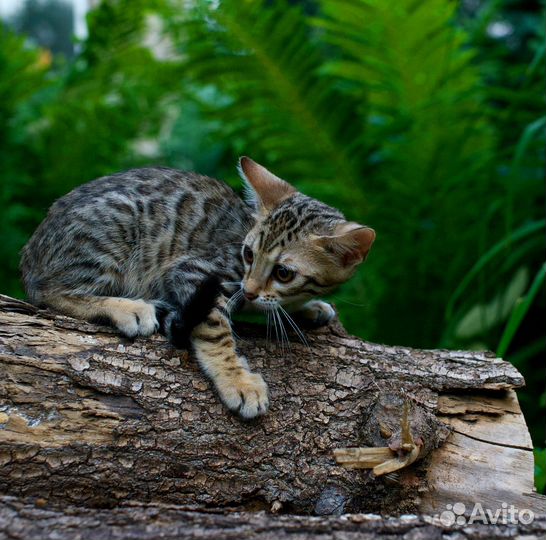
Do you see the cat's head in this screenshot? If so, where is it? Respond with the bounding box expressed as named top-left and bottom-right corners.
top-left (238, 157), bottom-right (375, 310)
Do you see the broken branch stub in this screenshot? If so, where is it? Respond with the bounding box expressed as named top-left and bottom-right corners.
top-left (334, 400), bottom-right (431, 475)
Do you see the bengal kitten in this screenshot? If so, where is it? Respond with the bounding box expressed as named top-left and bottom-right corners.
top-left (21, 158), bottom-right (375, 418)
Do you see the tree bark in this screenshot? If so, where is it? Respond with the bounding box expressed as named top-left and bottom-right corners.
top-left (1, 495), bottom-right (545, 540)
top-left (0, 294), bottom-right (543, 521)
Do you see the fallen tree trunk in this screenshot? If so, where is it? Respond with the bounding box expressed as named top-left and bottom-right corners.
top-left (0, 294), bottom-right (543, 520)
top-left (1, 496), bottom-right (545, 540)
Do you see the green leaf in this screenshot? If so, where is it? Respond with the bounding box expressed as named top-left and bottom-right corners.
top-left (534, 448), bottom-right (546, 494)
top-left (454, 267), bottom-right (529, 339)
top-left (497, 263), bottom-right (546, 358)
top-left (446, 220), bottom-right (546, 323)
top-left (175, 0), bottom-right (365, 193)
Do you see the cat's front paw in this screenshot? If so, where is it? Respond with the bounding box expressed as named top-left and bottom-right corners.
top-left (112, 299), bottom-right (159, 338)
top-left (297, 300), bottom-right (336, 327)
top-left (216, 369), bottom-right (269, 419)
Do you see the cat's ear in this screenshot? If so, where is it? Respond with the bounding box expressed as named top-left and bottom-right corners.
top-left (238, 157), bottom-right (296, 213)
top-left (315, 223), bottom-right (375, 267)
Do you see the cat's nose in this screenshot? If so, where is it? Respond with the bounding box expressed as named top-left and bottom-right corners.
top-left (243, 290), bottom-right (258, 301)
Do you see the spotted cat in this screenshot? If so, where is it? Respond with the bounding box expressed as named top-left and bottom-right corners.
top-left (21, 158), bottom-right (375, 418)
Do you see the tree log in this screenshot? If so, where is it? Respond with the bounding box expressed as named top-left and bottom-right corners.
top-left (1, 495), bottom-right (546, 540)
top-left (0, 294), bottom-right (544, 521)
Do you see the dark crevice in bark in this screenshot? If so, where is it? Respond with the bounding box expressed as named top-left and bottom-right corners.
top-left (449, 427), bottom-right (534, 452)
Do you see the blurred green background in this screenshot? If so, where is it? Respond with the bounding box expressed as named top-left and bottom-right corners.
top-left (0, 0), bottom-right (544, 490)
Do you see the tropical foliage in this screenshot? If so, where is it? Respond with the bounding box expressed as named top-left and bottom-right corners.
top-left (0, 0), bottom-right (544, 487)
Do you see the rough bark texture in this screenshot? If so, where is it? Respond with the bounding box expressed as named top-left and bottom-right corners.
top-left (0, 294), bottom-right (544, 537)
top-left (1, 496), bottom-right (546, 540)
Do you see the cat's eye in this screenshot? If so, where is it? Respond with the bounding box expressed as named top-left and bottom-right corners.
top-left (273, 265), bottom-right (295, 283)
top-left (243, 245), bottom-right (254, 264)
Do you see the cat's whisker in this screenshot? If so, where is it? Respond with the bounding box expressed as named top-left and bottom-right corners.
top-left (280, 307), bottom-right (308, 347)
top-left (271, 308), bottom-right (280, 352)
top-left (224, 295), bottom-right (235, 314)
top-left (274, 307), bottom-right (290, 354)
top-left (278, 306), bottom-right (310, 349)
top-left (328, 295), bottom-right (369, 308)
top-left (231, 291), bottom-right (244, 314)
top-left (280, 312), bottom-right (291, 352)
top-left (271, 311), bottom-right (284, 354)
top-left (275, 309), bottom-right (287, 354)
top-left (223, 289), bottom-right (246, 343)
top-left (221, 283), bottom-right (242, 295)
top-left (225, 288), bottom-right (243, 316)
top-left (265, 311), bottom-right (272, 350)
top-left (282, 317), bottom-right (291, 352)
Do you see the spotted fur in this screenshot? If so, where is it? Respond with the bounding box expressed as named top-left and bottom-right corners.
top-left (21, 158), bottom-right (375, 418)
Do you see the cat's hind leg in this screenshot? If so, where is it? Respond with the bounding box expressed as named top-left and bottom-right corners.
top-left (43, 294), bottom-right (159, 337)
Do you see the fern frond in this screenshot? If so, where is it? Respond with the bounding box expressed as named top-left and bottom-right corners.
top-left (313, 0), bottom-right (502, 344)
top-left (172, 0), bottom-right (366, 200)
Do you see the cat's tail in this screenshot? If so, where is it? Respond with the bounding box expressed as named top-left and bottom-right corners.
top-left (156, 275), bottom-right (223, 349)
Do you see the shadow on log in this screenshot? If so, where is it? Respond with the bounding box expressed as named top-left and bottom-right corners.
top-left (0, 294), bottom-right (544, 533)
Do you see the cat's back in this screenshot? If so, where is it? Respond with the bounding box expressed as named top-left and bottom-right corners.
top-left (52, 166), bottom-right (238, 212)
top-left (21, 167), bottom-right (250, 301)
top-left (24, 167), bottom-right (241, 252)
